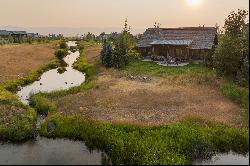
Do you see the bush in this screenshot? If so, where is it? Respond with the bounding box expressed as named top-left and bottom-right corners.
top-left (57, 67), bottom-right (67, 74)
top-left (237, 56), bottom-right (249, 87)
top-left (30, 95), bottom-right (56, 115)
top-left (101, 40), bottom-right (113, 67)
top-left (0, 107), bottom-right (37, 141)
top-left (55, 49), bottom-right (68, 60)
top-left (59, 42), bottom-right (67, 49)
top-left (213, 36), bottom-right (243, 78)
top-left (111, 33), bottom-right (129, 69)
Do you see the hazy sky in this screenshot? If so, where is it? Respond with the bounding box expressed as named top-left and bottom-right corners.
top-left (0, 0), bottom-right (249, 34)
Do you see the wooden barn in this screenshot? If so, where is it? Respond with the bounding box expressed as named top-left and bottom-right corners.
top-left (137, 27), bottom-right (218, 63)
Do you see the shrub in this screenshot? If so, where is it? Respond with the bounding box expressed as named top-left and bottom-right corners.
top-left (30, 95), bottom-right (56, 115)
top-left (0, 107), bottom-right (37, 141)
top-left (213, 35), bottom-right (243, 78)
top-left (59, 41), bottom-right (68, 49)
top-left (55, 49), bottom-right (68, 60)
top-left (57, 67), bottom-right (67, 74)
top-left (101, 40), bottom-right (113, 67)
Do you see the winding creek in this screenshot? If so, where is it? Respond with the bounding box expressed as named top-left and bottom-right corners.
top-left (17, 41), bottom-right (86, 104)
top-left (0, 41), bottom-right (248, 165)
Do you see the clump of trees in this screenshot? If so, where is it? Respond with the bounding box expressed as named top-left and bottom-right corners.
top-left (213, 9), bottom-right (249, 87)
top-left (100, 19), bottom-right (135, 69)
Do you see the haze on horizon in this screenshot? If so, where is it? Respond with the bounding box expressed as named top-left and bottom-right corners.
top-left (0, 0), bottom-right (249, 35)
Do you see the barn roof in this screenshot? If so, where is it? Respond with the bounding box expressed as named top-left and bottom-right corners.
top-left (137, 27), bottom-right (217, 49)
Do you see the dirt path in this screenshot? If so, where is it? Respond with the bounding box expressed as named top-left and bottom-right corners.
top-left (0, 44), bottom-right (55, 83)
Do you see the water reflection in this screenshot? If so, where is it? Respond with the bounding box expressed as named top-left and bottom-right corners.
top-left (0, 137), bottom-right (103, 165)
top-left (193, 151), bottom-right (249, 165)
top-left (17, 41), bottom-right (85, 104)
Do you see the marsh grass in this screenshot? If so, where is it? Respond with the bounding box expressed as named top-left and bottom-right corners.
top-left (39, 114), bottom-right (249, 165)
top-left (30, 94), bottom-right (56, 115)
top-left (0, 106), bottom-right (37, 141)
top-left (0, 43), bottom-right (61, 141)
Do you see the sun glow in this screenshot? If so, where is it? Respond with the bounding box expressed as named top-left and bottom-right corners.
top-left (186, 0), bottom-right (202, 7)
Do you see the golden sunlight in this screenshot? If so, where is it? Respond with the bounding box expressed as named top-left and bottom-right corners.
top-left (186, 0), bottom-right (202, 7)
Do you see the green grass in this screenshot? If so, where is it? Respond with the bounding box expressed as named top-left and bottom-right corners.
top-left (30, 94), bottom-right (56, 115)
top-left (0, 42), bottom-right (61, 141)
top-left (221, 82), bottom-right (249, 122)
top-left (39, 114), bottom-right (249, 165)
top-left (0, 107), bottom-right (37, 141)
top-left (125, 57), bottom-right (213, 77)
top-left (33, 41), bottom-right (98, 99)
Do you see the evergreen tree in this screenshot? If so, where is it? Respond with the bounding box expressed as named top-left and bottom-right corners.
top-left (101, 40), bottom-right (113, 67)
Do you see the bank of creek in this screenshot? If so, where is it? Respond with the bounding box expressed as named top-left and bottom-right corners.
top-left (0, 41), bottom-right (248, 165)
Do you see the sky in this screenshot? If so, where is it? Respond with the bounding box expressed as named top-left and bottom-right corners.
top-left (0, 0), bottom-right (249, 35)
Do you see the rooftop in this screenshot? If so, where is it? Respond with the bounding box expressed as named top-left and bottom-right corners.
top-left (137, 27), bottom-right (217, 49)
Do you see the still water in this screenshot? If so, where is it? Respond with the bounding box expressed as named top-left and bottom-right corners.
top-left (193, 151), bottom-right (249, 165)
top-left (17, 41), bottom-right (85, 104)
top-left (0, 137), bottom-right (103, 165)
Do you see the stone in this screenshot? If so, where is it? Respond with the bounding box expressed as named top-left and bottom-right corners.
top-left (47, 121), bottom-right (56, 132)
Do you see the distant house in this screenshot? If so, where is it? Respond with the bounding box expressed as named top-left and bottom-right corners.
top-left (0, 30), bottom-right (11, 38)
top-left (0, 30), bottom-right (27, 38)
top-left (10, 31), bottom-right (27, 38)
top-left (137, 27), bottom-right (218, 63)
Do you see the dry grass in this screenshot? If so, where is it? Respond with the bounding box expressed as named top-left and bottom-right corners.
top-left (0, 104), bottom-right (26, 125)
top-left (85, 46), bottom-right (102, 63)
top-left (0, 43), bottom-right (55, 83)
top-left (53, 66), bottom-right (245, 127)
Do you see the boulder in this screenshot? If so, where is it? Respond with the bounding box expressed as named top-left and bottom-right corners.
top-left (47, 121), bottom-right (56, 132)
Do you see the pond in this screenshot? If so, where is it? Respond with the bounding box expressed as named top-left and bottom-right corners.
top-left (0, 137), bottom-right (105, 165)
top-left (17, 41), bottom-right (86, 104)
top-left (193, 151), bottom-right (249, 165)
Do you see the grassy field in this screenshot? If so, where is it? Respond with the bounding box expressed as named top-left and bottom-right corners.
top-left (0, 40), bottom-right (248, 164)
top-left (47, 55), bottom-right (247, 127)
top-left (0, 42), bottom-right (59, 83)
top-left (30, 42), bottom-right (248, 164)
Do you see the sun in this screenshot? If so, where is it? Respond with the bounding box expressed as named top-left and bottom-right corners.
top-left (186, 0), bottom-right (202, 7)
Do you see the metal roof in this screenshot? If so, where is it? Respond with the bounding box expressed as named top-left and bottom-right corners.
top-left (137, 27), bottom-right (217, 49)
top-left (150, 39), bottom-right (193, 46)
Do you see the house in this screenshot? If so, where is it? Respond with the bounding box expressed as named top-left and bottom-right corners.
top-left (10, 31), bottom-right (28, 38)
top-left (137, 27), bottom-right (218, 63)
top-left (0, 30), bottom-right (11, 38)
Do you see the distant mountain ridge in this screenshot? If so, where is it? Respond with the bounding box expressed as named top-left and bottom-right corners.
top-left (0, 26), bottom-right (144, 36)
